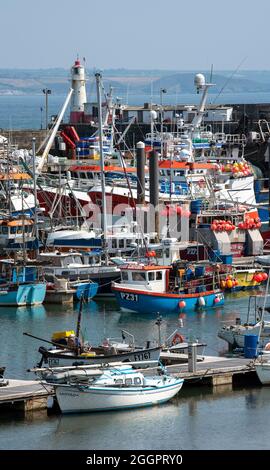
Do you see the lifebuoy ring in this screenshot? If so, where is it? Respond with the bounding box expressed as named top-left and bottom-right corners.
top-left (171, 332), bottom-right (185, 345)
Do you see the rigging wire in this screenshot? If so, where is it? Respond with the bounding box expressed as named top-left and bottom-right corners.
top-left (211, 57), bottom-right (248, 104)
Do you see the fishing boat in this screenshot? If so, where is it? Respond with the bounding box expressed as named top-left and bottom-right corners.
top-left (25, 301), bottom-right (161, 368)
top-left (218, 292), bottom-right (270, 349)
top-left (37, 342), bottom-right (161, 368)
top-left (112, 263), bottom-right (224, 314)
top-left (0, 261), bottom-right (46, 306)
top-left (38, 251), bottom-right (120, 297)
top-left (0, 218), bottom-right (38, 251)
top-left (70, 279), bottom-right (99, 301)
top-left (103, 327), bottom-right (207, 365)
top-left (46, 364), bottom-right (184, 413)
top-left (0, 168), bottom-right (37, 217)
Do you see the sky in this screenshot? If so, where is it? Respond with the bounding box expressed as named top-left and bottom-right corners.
top-left (1, 0), bottom-right (270, 70)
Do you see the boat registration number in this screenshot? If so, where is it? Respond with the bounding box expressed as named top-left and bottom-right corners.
top-left (120, 293), bottom-right (138, 302)
top-left (133, 351), bottom-right (151, 361)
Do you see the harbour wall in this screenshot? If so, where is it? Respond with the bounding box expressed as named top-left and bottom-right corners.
top-left (0, 130), bottom-right (47, 150)
top-left (2, 103), bottom-right (270, 150)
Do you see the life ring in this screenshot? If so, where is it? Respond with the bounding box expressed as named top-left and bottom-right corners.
top-left (172, 332), bottom-right (185, 345)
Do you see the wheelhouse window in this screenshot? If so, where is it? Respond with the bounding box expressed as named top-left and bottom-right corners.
top-left (132, 271), bottom-right (146, 282)
top-left (156, 271), bottom-right (163, 280)
top-left (148, 272), bottom-right (155, 281)
top-left (119, 239), bottom-right (124, 249)
top-left (121, 271), bottom-right (129, 281)
top-left (125, 378), bottom-right (132, 385)
top-left (115, 379), bottom-right (123, 385)
top-left (134, 377), bottom-right (142, 385)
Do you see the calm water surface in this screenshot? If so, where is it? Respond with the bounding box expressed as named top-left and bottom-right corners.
top-left (0, 291), bottom-right (270, 450)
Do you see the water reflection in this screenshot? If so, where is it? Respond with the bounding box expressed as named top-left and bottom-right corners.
top-left (0, 304), bottom-right (46, 319)
top-left (0, 384), bottom-right (270, 449)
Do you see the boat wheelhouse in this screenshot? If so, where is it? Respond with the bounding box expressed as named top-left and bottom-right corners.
top-left (0, 170), bottom-right (36, 216)
top-left (0, 218), bottom-right (37, 250)
top-left (38, 251), bottom-right (121, 296)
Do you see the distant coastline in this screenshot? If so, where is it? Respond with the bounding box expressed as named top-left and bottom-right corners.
top-left (0, 68), bottom-right (270, 97)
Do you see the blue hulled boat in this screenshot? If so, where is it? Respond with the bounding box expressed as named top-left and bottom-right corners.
top-left (112, 264), bottom-right (224, 314)
top-left (0, 282), bottom-right (46, 306)
top-left (0, 262), bottom-right (46, 306)
top-left (71, 280), bottom-right (99, 301)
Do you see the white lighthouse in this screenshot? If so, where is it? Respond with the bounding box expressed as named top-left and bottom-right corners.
top-left (70, 58), bottom-right (87, 123)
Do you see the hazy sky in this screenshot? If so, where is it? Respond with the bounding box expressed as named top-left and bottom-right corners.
top-left (1, 0), bottom-right (270, 70)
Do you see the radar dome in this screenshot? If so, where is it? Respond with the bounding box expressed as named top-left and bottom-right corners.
top-left (194, 73), bottom-right (206, 89)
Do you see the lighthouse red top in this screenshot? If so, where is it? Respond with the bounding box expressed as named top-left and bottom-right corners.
top-left (74, 59), bottom-right (80, 67)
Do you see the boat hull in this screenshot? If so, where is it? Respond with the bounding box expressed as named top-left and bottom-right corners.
top-left (255, 362), bottom-right (270, 385)
top-left (40, 346), bottom-right (161, 368)
top-left (112, 286), bottom-right (224, 313)
top-left (73, 281), bottom-right (99, 301)
top-left (218, 325), bottom-right (270, 348)
top-left (0, 283), bottom-right (46, 306)
top-left (55, 378), bottom-right (184, 413)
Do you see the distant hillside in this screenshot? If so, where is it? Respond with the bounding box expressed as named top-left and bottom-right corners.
top-left (146, 73), bottom-right (270, 94)
top-left (0, 68), bottom-right (269, 95)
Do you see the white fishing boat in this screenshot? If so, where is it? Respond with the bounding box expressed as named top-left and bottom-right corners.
top-left (217, 294), bottom-right (270, 349)
top-left (38, 251), bottom-right (121, 296)
top-left (49, 364), bottom-right (184, 413)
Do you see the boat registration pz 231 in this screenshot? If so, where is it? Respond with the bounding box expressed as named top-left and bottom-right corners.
top-left (120, 293), bottom-right (138, 302)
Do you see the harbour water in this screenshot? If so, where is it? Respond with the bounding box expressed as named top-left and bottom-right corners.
top-left (0, 84), bottom-right (270, 451)
top-left (1, 291), bottom-right (270, 450)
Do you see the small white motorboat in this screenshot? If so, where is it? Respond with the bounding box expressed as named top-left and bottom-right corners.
top-left (217, 293), bottom-right (270, 349)
top-left (49, 364), bottom-right (184, 413)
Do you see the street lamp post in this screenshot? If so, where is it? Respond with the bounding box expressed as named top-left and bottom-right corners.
top-left (43, 88), bottom-right (52, 130)
top-left (40, 107), bottom-right (43, 130)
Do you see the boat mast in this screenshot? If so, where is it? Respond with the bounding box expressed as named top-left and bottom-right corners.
top-left (36, 88), bottom-right (73, 175)
top-left (95, 72), bottom-right (108, 260)
top-left (191, 74), bottom-right (214, 130)
top-left (32, 138), bottom-right (39, 256)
